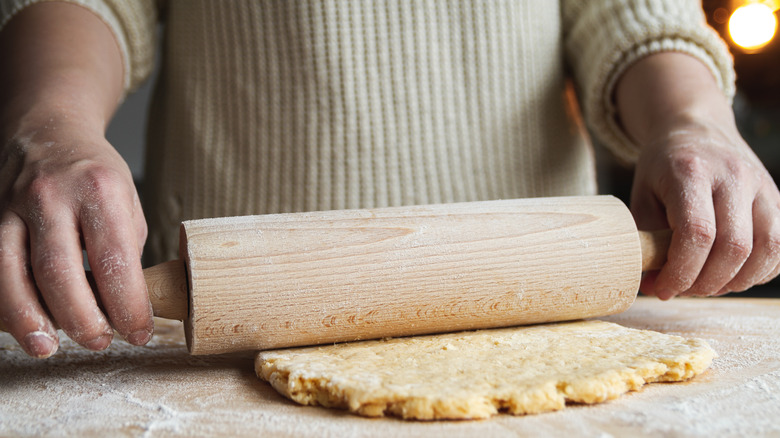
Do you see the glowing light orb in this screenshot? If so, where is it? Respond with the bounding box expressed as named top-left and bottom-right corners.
top-left (728, 3), bottom-right (778, 51)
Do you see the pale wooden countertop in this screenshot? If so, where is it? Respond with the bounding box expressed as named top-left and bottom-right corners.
top-left (2, 296), bottom-right (779, 437)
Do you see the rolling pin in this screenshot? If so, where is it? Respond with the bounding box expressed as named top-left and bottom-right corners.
top-left (0, 195), bottom-right (670, 354)
top-left (139, 195), bottom-right (670, 355)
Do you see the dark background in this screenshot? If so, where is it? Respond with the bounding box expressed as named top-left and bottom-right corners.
top-left (106, 2), bottom-right (780, 297)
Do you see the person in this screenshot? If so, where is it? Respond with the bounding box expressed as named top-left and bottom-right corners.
top-left (1, 0), bottom-right (778, 359)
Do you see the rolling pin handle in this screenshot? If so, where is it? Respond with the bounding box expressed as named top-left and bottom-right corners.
top-left (144, 260), bottom-right (189, 321)
top-left (0, 260), bottom-right (189, 334)
top-left (639, 229), bottom-right (673, 272)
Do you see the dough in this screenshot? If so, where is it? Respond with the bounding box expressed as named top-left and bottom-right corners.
top-left (255, 320), bottom-right (715, 420)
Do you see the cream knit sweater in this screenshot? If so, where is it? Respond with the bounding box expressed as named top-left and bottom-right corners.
top-left (1, 0), bottom-right (734, 263)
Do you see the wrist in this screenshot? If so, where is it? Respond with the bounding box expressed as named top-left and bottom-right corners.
top-left (1, 87), bottom-right (107, 148)
top-left (638, 102), bottom-right (736, 151)
top-left (615, 52), bottom-right (733, 149)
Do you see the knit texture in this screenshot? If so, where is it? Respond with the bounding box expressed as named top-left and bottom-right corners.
top-left (0, 0), bottom-right (735, 263)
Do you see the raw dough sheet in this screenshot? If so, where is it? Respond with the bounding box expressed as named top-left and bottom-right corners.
top-left (256, 320), bottom-right (715, 420)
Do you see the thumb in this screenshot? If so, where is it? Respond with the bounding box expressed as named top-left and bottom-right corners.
top-left (630, 182), bottom-right (669, 298)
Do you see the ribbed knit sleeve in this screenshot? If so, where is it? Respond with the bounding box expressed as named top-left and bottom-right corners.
top-left (562, 0), bottom-right (735, 163)
top-left (0, 0), bottom-right (158, 95)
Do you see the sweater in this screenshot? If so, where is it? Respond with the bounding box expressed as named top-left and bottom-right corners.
top-left (0, 0), bottom-right (735, 264)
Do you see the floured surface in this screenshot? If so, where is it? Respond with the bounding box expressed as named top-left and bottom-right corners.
top-left (1, 297), bottom-right (779, 437)
top-left (257, 320), bottom-right (714, 419)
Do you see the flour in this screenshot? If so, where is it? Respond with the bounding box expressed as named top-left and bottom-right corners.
top-left (2, 298), bottom-right (780, 437)
top-left (597, 299), bottom-right (780, 437)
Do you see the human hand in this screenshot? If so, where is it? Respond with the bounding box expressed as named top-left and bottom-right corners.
top-left (0, 116), bottom-right (153, 358)
top-left (630, 117), bottom-right (780, 299)
top-left (615, 52), bottom-right (780, 299)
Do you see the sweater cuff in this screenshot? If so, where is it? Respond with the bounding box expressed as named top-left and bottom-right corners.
top-left (565, 1), bottom-right (736, 163)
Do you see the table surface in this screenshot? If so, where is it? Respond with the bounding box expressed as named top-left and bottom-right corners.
top-left (2, 297), bottom-right (779, 437)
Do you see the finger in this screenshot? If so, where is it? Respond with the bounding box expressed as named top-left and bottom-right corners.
top-left (682, 179), bottom-right (753, 296)
top-left (0, 212), bottom-right (59, 358)
top-left (630, 182), bottom-right (669, 298)
top-left (630, 185), bottom-right (668, 231)
top-left (725, 190), bottom-right (780, 292)
top-left (712, 288), bottom-right (733, 297)
top-left (638, 270), bottom-right (662, 298)
top-left (759, 261), bottom-right (780, 285)
top-left (81, 184), bottom-right (152, 346)
top-left (28, 207), bottom-right (114, 351)
top-left (131, 191), bottom-right (148, 255)
top-left (654, 176), bottom-right (716, 300)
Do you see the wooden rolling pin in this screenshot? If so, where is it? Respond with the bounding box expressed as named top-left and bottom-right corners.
top-left (140, 195), bottom-right (670, 355)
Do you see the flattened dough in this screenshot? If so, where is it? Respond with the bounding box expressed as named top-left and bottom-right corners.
top-left (256, 320), bottom-right (715, 420)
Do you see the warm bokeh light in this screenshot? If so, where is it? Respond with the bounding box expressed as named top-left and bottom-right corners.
top-left (728, 3), bottom-right (778, 51)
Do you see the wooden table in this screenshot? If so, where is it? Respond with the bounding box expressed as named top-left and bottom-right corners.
top-left (2, 297), bottom-right (779, 437)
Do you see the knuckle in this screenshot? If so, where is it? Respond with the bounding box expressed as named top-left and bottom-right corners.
top-left (671, 154), bottom-right (709, 180)
top-left (81, 166), bottom-right (124, 200)
top-left (722, 237), bottom-right (752, 262)
top-left (12, 175), bottom-right (63, 229)
top-left (723, 158), bottom-right (748, 179)
top-left (678, 219), bottom-right (716, 248)
top-left (23, 172), bottom-right (59, 203)
top-left (758, 232), bottom-right (780, 260)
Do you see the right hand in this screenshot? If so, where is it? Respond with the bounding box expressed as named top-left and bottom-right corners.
top-left (0, 114), bottom-right (153, 358)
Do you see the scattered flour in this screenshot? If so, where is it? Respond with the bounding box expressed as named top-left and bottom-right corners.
top-left (1, 298), bottom-right (779, 437)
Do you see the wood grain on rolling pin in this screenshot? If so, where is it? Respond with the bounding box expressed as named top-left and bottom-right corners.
top-left (179, 196), bottom-right (642, 354)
